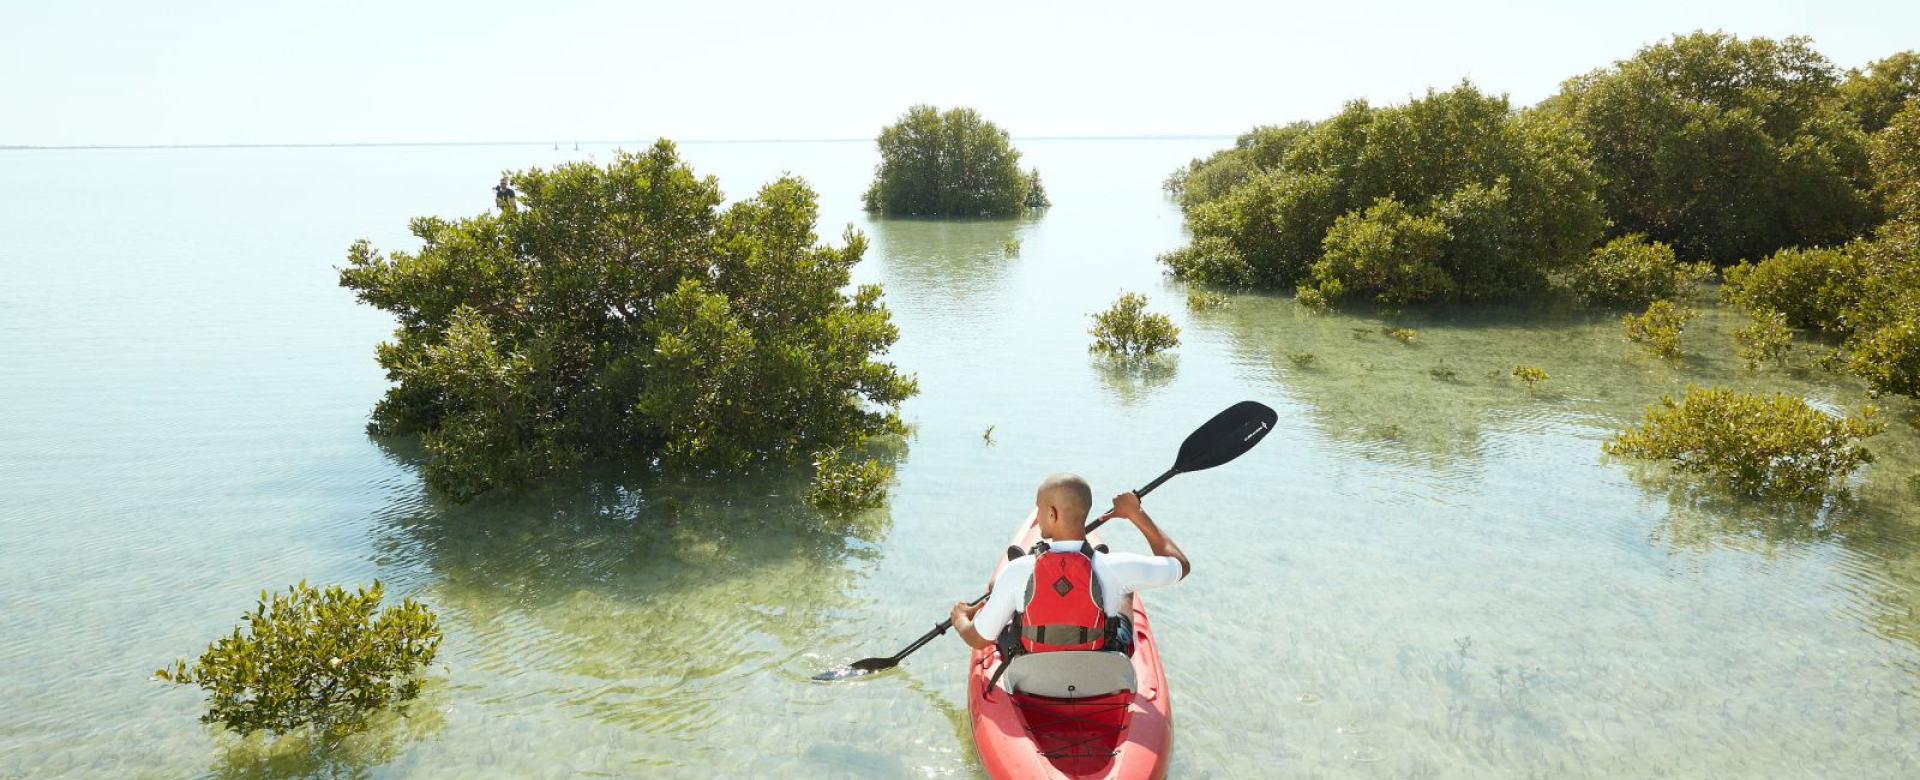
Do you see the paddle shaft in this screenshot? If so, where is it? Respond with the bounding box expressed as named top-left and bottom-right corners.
top-left (906, 468), bottom-right (1177, 653)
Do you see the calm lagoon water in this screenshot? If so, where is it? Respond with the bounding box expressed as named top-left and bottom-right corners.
top-left (2, 139), bottom-right (1918, 779)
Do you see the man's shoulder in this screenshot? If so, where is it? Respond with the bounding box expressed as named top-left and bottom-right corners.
top-left (997, 554), bottom-right (1038, 580)
top-left (1095, 550), bottom-right (1182, 577)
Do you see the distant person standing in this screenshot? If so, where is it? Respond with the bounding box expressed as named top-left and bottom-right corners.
top-left (494, 175), bottom-right (516, 214)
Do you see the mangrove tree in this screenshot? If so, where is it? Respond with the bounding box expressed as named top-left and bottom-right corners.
top-left (1549, 32), bottom-right (1877, 262)
top-left (1161, 82), bottom-right (1604, 304)
top-left (863, 105), bottom-right (1048, 217)
top-left (341, 140), bottom-right (918, 500)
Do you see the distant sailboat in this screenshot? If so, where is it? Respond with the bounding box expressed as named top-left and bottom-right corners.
top-left (573, 141), bottom-right (580, 151)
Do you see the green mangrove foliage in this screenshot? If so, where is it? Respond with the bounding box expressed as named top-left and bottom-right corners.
top-left (863, 105), bottom-right (1047, 217)
top-left (1161, 83), bottom-right (1603, 303)
top-left (1090, 292), bottom-right (1180, 359)
top-left (1512, 364), bottom-right (1550, 390)
top-left (1164, 122), bottom-right (1311, 205)
top-left (156, 582), bottom-right (440, 735)
top-left (1722, 246), bottom-right (1862, 332)
top-left (340, 141), bottom-right (917, 500)
top-left (1549, 32), bottom-right (1876, 262)
top-left (1605, 386), bottom-right (1885, 495)
top-left (1735, 310), bottom-right (1795, 370)
top-left (1186, 288), bottom-right (1229, 311)
top-left (1877, 99), bottom-right (1920, 219)
top-left (1721, 102), bottom-right (1920, 398)
top-left (1839, 51), bottom-right (1920, 134)
top-left (1563, 234), bottom-right (1713, 308)
top-left (1623, 300), bottom-right (1695, 360)
top-left (801, 447), bottom-right (893, 512)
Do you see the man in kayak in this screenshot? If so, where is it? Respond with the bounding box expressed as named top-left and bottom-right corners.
top-left (950, 473), bottom-right (1189, 659)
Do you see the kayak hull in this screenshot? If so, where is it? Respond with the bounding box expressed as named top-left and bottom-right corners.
top-left (967, 512), bottom-right (1172, 780)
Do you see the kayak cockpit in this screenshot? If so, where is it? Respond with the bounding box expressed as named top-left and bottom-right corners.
top-left (1012, 689), bottom-right (1134, 777)
top-left (994, 651), bottom-right (1138, 777)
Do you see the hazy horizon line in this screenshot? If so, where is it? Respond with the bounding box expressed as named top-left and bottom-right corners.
top-left (0, 133), bottom-right (1238, 152)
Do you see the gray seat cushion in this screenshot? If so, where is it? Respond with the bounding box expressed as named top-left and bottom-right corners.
top-left (1003, 651), bottom-right (1137, 698)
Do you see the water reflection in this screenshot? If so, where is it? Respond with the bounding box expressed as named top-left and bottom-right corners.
top-left (1628, 466), bottom-right (1865, 554)
top-left (362, 438), bottom-right (896, 769)
top-left (203, 695), bottom-right (446, 780)
top-left (1092, 354), bottom-right (1178, 406)
top-left (864, 216), bottom-right (1026, 304)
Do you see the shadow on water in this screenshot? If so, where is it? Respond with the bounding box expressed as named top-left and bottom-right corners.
top-left (1631, 463), bottom-right (1920, 660)
top-left (1625, 463), bottom-right (1871, 555)
top-left (199, 692), bottom-right (448, 780)
top-left (1092, 354), bottom-right (1178, 406)
top-left (354, 437), bottom-right (902, 765)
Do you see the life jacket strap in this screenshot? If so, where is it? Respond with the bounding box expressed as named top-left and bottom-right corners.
top-left (1022, 623), bottom-right (1105, 646)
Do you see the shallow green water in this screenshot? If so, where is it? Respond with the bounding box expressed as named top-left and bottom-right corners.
top-left (2, 139), bottom-right (1918, 779)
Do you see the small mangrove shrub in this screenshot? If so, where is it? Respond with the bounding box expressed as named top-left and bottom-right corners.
top-left (1287, 351), bottom-right (1317, 367)
top-left (1003, 237), bottom-right (1022, 257)
top-left (1383, 327), bottom-right (1418, 343)
top-left (1623, 300), bottom-right (1694, 360)
top-left (1186, 288), bottom-right (1229, 311)
top-left (1721, 222), bottom-right (1920, 399)
top-left (156, 582), bottom-right (440, 735)
top-left (1849, 308), bottom-right (1920, 397)
top-left (1089, 292), bottom-right (1180, 359)
top-left (802, 447), bottom-right (893, 512)
top-left (1428, 364), bottom-right (1459, 381)
top-left (1563, 234), bottom-right (1713, 308)
top-left (1604, 386), bottom-right (1885, 495)
top-left (1305, 197), bottom-right (1455, 306)
top-left (1512, 364), bottom-right (1549, 390)
top-left (1721, 246), bottom-right (1862, 332)
top-left (1735, 310), bottom-right (1795, 370)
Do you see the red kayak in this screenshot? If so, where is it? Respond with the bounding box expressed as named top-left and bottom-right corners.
top-left (968, 512), bottom-right (1173, 780)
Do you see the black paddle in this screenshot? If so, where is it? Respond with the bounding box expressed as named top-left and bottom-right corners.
top-left (812, 400), bottom-right (1278, 682)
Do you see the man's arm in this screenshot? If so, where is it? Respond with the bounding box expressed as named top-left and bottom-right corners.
top-left (1100, 491), bottom-right (1190, 579)
top-left (952, 562), bottom-right (1025, 650)
top-left (951, 600), bottom-right (990, 650)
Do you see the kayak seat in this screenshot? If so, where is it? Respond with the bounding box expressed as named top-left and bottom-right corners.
top-left (1004, 650), bottom-right (1136, 698)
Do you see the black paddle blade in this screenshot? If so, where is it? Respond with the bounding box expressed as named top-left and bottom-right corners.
top-left (812, 656), bottom-right (899, 681)
top-left (1173, 400), bottom-right (1278, 474)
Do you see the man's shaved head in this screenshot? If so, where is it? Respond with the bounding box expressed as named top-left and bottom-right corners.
top-left (1038, 473), bottom-right (1093, 524)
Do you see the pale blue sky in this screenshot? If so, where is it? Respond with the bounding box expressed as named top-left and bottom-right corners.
top-left (3, 0), bottom-right (1916, 146)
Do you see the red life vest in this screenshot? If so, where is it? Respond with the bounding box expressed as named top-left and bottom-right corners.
top-left (1015, 543), bottom-right (1108, 653)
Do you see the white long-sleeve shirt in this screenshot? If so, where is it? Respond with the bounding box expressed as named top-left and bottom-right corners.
top-left (970, 539), bottom-right (1184, 641)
